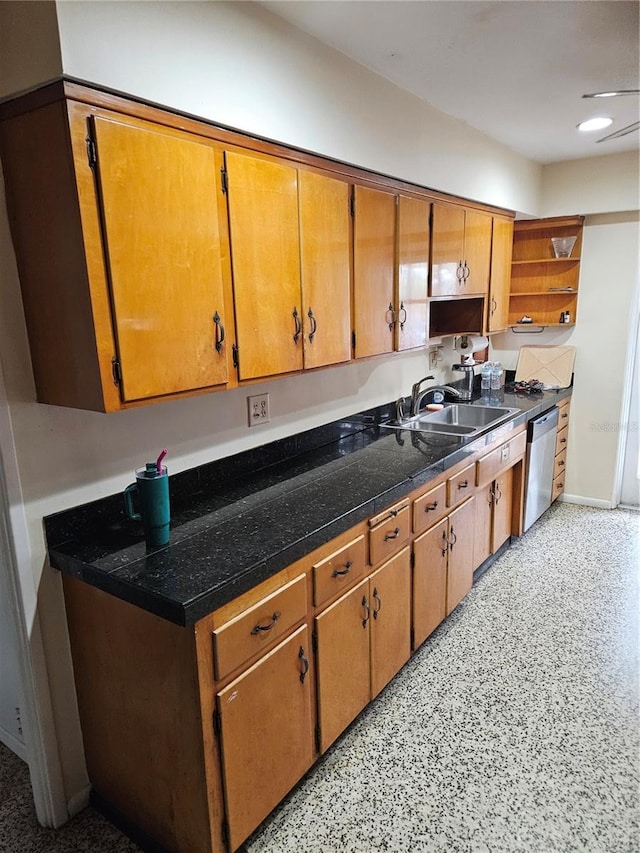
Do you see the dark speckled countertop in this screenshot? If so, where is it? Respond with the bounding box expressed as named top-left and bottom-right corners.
top-left (47, 387), bottom-right (571, 626)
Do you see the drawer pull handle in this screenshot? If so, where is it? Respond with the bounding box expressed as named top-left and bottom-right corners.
top-left (558, 460), bottom-right (565, 467)
top-left (298, 646), bottom-right (309, 683)
top-left (373, 588), bottom-right (382, 619)
top-left (307, 307), bottom-right (317, 343)
top-left (362, 595), bottom-right (370, 628)
top-left (562, 412), bottom-right (569, 418)
top-left (332, 560), bottom-right (353, 578)
top-left (399, 301), bottom-right (408, 330)
top-left (425, 501), bottom-right (438, 512)
top-left (458, 479), bottom-right (469, 489)
top-left (384, 527), bottom-right (401, 541)
top-left (560, 438), bottom-right (567, 444)
top-left (250, 611), bottom-right (281, 635)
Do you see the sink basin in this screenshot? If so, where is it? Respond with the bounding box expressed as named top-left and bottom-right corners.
top-left (381, 403), bottom-right (520, 438)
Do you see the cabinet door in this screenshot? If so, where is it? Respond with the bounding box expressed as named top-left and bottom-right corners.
top-left (462, 209), bottom-right (492, 295)
top-left (299, 171), bottom-right (351, 369)
top-left (397, 196), bottom-right (430, 350)
top-left (315, 577), bottom-right (371, 752)
top-left (226, 151), bottom-right (303, 380)
top-left (446, 497), bottom-right (476, 615)
top-left (487, 217), bottom-right (513, 332)
top-left (217, 625), bottom-right (314, 852)
top-left (353, 185), bottom-right (396, 358)
top-left (412, 519), bottom-right (448, 649)
top-left (473, 482), bottom-right (493, 569)
top-left (430, 203), bottom-right (465, 297)
top-left (92, 116), bottom-right (233, 401)
top-left (492, 467), bottom-right (514, 553)
top-left (369, 547), bottom-right (411, 698)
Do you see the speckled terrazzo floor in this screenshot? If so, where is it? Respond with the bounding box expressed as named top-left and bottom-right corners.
top-left (2, 503), bottom-right (638, 853)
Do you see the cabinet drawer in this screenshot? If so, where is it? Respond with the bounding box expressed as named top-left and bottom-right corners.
top-left (369, 503), bottom-right (410, 566)
top-left (446, 463), bottom-right (476, 508)
top-left (555, 424), bottom-right (569, 456)
top-left (413, 481), bottom-right (448, 534)
top-left (213, 574), bottom-right (307, 680)
top-left (557, 400), bottom-right (571, 425)
top-left (553, 448), bottom-right (567, 481)
top-left (476, 430), bottom-right (526, 488)
top-left (552, 474), bottom-right (565, 502)
top-left (313, 535), bottom-right (366, 608)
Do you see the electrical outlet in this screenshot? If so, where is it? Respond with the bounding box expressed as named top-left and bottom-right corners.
top-left (248, 393), bottom-right (270, 426)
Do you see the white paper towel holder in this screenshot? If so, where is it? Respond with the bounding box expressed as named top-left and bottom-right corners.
top-left (454, 335), bottom-right (489, 354)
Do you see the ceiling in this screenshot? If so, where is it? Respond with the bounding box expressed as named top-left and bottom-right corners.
top-left (261, 0), bottom-right (639, 165)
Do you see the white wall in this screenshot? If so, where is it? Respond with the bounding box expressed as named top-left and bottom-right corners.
top-left (541, 151), bottom-right (640, 217)
top-left (0, 0), bottom-right (637, 822)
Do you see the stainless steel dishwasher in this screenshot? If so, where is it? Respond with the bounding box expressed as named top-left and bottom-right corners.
top-left (523, 407), bottom-right (559, 532)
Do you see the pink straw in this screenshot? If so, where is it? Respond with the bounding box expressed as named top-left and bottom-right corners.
top-left (156, 448), bottom-right (168, 472)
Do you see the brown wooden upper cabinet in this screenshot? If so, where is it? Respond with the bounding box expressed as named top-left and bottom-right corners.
top-left (431, 203), bottom-right (492, 297)
top-left (0, 101), bottom-right (237, 411)
top-left (396, 195), bottom-right (430, 350)
top-left (352, 185), bottom-right (396, 358)
top-left (486, 216), bottom-right (514, 333)
top-left (225, 151), bottom-right (351, 380)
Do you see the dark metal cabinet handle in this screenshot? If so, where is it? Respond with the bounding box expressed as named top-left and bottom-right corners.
top-left (362, 595), bottom-right (370, 628)
top-left (332, 560), bottom-right (353, 578)
top-left (463, 261), bottom-right (470, 281)
top-left (491, 297), bottom-right (497, 315)
top-left (293, 307), bottom-right (302, 344)
top-left (388, 303), bottom-right (396, 332)
top-left (382, 508), bottom-right (399, 522)
top-left (298, 646), bottom-right (309, 683)
top-left (494, 483), bottom-right (502, 505)
top-left (425, 501), bottom-right (438, 512)
top-left (307, 307), bottom-right (317, 343)
top-left (213, 311), bottom-right (225, 353)
top-left (384, 527), bottom-right (400, 541)
top-left (449, 527), bottom-right (457, 550)
top-left (250, 611), bottom-right (281, 635)
top-left (399, 302), bottom-right (407, 330)
top-left (441, 531), bottom-right (449, 557)
top-left (558, 460), bottom-right (565, 467)
top-left (560, 437), bottom-right (567, 444)
top-left (456, 262), bottom-right (465, 283)
top-left (458, 479), bottom-right (469, 490)
top-left (373, 588), bottom-right (382, 619)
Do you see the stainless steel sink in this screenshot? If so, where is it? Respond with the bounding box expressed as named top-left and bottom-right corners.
top-left (381, 403), bottom-right (521, 438)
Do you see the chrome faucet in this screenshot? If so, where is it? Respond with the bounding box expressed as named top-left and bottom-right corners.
top-left (412, 384), bottom-right (461, 416)
top-left (410, 375), bottom-right (434, 416)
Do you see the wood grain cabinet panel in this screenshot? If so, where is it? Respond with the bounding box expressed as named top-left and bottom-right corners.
top-left (353, 185), bottom-right (397, 358)
top-left (217, 625), bottom-right (315, 852)
top-left (225, 151), bottom-right (303, 380)
top-left (431, 203), bottom-right (492, 297)
top-left (92, 116), bottom-right (234, 402)
top-left (299, 170), bottom-right (352, 369)
top-left (369, 547), bottom-right (411, 699)
top-left (446, 497), bottom-right (476, 615)
top-left (446, 463), bottom-right (476, 508)
top-left (313, 534), bottom-right (366, 608)
top-left (487, 217), bottom-right (514, 332)
top-left (413, 519), bottom-right (449, 648)
top-left (369, 502), bottom-right (410, 566)
top-left (397, 195), bottom-right (430, 350)
top-left (315, 577), bottom-right (372, 752)
top-left (413, 481), bottom-right (448, 535)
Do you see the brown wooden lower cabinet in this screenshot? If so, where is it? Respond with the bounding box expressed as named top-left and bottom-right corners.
top-left (315, 547), bottom-right (411, 752)
top-left (216, 625), bottom-right (315, 852)
top-left (61, 425), bottom-right (534, 853)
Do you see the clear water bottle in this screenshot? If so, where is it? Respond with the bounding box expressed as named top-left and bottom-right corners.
top-left (490, 361), bottom-right (503, 391)
top-left (481, 361), bottom-right (492, 393)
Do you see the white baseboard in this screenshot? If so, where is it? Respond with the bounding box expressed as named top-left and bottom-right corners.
top-left (0, 723), bottom-right (27, 761)
top-left (67, 784), bottom-right (91, 818)
top-left (560, 493), bottom-right (615, 509)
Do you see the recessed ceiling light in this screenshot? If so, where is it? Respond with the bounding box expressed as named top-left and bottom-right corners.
top-left (577, 117), bottom-right (613, 132)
